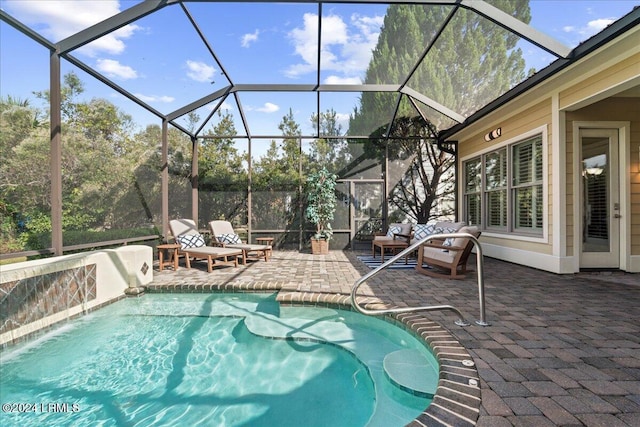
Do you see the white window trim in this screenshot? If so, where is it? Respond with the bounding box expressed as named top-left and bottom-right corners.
top-left (460, 125), bottom-right (548, 244)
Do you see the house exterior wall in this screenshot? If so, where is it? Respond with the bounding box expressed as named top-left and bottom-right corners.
top-left (566, 97), bottom-right (640, 257)
top-left (452, 28), bottom-right (639, 273)
top-left (560, 53), bottom-right (640, 110)
top-left (457, 99), bottom-right (557, 270)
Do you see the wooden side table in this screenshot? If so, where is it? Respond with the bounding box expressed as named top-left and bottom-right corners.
top-left (157, 243), bottom-right (181, 271)
top-left (256, 237), bottom-right (274, 256)
top-left (372, 240), bottom-right (409, 263)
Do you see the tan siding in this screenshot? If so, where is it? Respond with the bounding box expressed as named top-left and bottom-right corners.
top-left (567, 97), bottom-right (640, 256)
top-left (480, 236), bottom-right (552, 254)
top-left (453, 30), bottom-right (639, 268)
top-left (458, 100), bottom-right (554, 254)
top-left (458, 99), bottom-right (551, 159)
top-left (560, 53), bottom-right (640, 109)
top-left (568, 97), bottom-right (640, 120)
top-left (560, 54), bottom-right (640, 257)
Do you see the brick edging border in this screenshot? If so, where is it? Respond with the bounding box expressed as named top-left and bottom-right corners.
top-left (145, 283), bottom-right (482, 426)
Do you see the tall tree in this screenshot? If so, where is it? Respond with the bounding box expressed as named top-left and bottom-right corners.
top-left (198, 111), bottom-right (248, 224)
top-left (1, 72), bottom-right (168, 254)
top-left (350, 1), bottom-right (530, 221)
top-left (128, 123), bottom-right (194, 225)
top-left (309, 108), bottom-right (350, 174)
top-left (252, 109), bottom-right (304, 231)
top-left (0, 96), bottom-right (47, 252)
top-left (253, 108), bottom-right (302, 190)
top-left (200, 111), bottom-right (246, 187)
top-left (372, 117), bottom-right (455, 223)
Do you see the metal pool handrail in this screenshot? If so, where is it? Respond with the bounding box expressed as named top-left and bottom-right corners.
top-left (351, 232), bottom-right (489, 327)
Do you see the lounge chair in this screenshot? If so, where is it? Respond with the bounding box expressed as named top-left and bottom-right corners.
top-left (169, 219), bottom-right (243, 272)
top-left (415, 225), bottom-right (481, 279)
top-left (372, 222), bottom-right (413, 246)
top-left (208, 220), bottom-right (271, 262)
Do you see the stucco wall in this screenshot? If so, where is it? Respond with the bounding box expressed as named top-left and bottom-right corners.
top-left (0, 245), bottom-right (153, 346)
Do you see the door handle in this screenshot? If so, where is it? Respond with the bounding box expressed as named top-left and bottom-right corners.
top-left (614, 213), bottom-right (622, 219)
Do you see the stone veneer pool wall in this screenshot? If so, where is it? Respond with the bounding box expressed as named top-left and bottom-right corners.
top-left (0, 245), bottom-right (153, 347)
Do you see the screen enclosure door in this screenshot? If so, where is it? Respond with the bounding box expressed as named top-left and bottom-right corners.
top-left (351, 181), bottom-right (384, 249)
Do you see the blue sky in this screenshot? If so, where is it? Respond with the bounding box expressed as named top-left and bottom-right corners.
top-left (1, 0), bottom-right (638, 138)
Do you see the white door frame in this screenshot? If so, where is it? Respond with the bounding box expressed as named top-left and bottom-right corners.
top-left (572, 121), bottom-right (631, 271)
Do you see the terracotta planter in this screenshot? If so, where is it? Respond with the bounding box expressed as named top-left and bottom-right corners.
top-left (311, 238), bottom-right (329, 255)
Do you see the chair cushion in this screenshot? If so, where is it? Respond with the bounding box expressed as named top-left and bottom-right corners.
top-left (176, 233), bottom-right (206, 249)
top-left (209, 220), bottom-right (236, 236)
top-left (217, 233), bottom-right (242, 244)
top-left (449, 226), bottom-right (479, 248)
top-left (386, 223), bottom-right (412, 237)
top-left (435, 226), bottom-right (458, 246)
top-left (434, 221), bottom-right (466, 231)
top-left (386, 223), bottom-right (402, 237)
top-left (422, 246), bottom-right (455, 263)
top-left (413, 223), bottom-right (436, 241)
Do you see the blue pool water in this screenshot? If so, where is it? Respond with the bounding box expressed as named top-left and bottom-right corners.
top-left (0, 293), bottom-right (437, 426)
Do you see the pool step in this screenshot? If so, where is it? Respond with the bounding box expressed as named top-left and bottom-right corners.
top-left (383, 349), bottom-right (438, 398)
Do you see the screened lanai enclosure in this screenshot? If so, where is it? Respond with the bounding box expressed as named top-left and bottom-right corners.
top-left (1, 0), bottom-right (576, 257)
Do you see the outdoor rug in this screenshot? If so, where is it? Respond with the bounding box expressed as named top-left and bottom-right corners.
top-left (357, 255), bottom-right (418, 270)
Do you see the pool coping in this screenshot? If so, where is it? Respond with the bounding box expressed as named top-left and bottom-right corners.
top-left (146, 282), bottom-right (481, 426)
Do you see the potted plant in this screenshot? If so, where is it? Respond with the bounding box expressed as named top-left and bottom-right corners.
top-left (305, 167), bottom-right (338, 254)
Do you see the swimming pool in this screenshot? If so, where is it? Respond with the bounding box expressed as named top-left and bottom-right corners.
top-left (0, 293), bottom-right (438, 426)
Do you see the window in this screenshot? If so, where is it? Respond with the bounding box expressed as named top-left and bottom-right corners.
top-left (485, 148), bottom-right (507, 229)
top-left (464, 158), bottom-right (482, 226)
top-left (512, 137), bottom-right (543, 232)
top-left (463, 134), bottom-right (544, 236)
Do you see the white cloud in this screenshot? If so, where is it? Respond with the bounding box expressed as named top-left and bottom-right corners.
top-left (186, 60), bottom-right (216, 83)
top-left (335, 112), bottom-right (351, 130)
top-left (585, 18), bottom-right (615, 33)
top-left (563, 17), bottom-right (616, 44)
top-left (285, 12), bottom-right (382, 80)
top-left (247, 102), bottom-right (280, 113)
top-left (287, 13), bottom-right (323, 74)
top-left (241, 30), bottom-right (260, 48)
top-left (256, 102), bottom-right (279, 113)
top-left (207, 101), bottom-right (234, 112)
top-left (3, 0), bottom-right (140, 57)
top-left (134, 93), bottom-right (175, 104)
top-left (95, 59), bottom-right (138, 79)
top-left (220, 101), bottom-right (234, 111)
top-left (323, 75), bottom-right (362, 85)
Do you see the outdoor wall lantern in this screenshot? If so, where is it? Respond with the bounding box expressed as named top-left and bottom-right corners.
top-left (484, 127), bottom-right (502, 142)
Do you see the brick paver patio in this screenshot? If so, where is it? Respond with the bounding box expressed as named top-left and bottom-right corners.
top-left (148, 249), bottom-right (640, 426)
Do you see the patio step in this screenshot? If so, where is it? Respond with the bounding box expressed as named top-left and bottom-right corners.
top-left (383, 349), bottom-right (438, 398)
